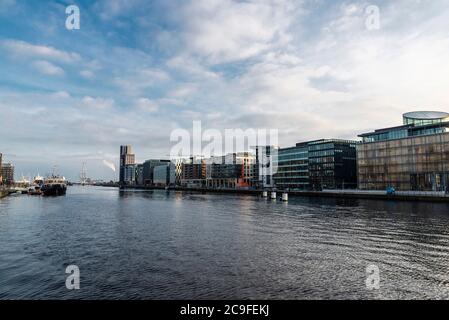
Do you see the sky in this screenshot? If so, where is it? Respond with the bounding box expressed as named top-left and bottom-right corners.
top-left (1, 0), bottom-right (449, 181)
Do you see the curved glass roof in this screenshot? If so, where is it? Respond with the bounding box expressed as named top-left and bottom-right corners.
top-left (403, 111), bottom-right (449, 120)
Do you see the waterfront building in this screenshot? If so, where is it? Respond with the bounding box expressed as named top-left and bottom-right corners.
top-left (123, 164), bottom-right (137, 186)
top-left (0, 163), bottom-right (15, 185)
top-left (274, 144), bottom-right (309, 190)
top-left (357, 111), bottom-right (449, 191)
top-left (307, 139), bottom-right (358, 190)
top-left (119, 145), bottom-right (135, 185)
top-left (181, 158), bottom-right (206, 188)
top-left (136, 164), bottom-right (144, 186)
top-left (235, 152), bottom-right (256, 187)
top-left (171, 159), bottom-right (184, 185)
top-left (0, 152), bottom-right (2, 185)
top-left (206, 163), bottom-right (242, 189)
top-left (254, 146), bottom-right (279, 189)
top-left (142, 159), bottom-right (171, 185)
top-left (153, 164), bottom-right (170, 186)
top-left (202, 153), bottom-right (255, 189)
top-left (274, 139), bottom-right (357, 190)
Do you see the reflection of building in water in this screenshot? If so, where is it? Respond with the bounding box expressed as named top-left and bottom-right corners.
top-left (358, 111), bottom-right (449, 191)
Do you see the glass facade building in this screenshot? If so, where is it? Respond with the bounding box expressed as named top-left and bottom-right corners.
top-left (153, 164), bottom-right (170, 186)
top-left (274, 145), bottom-right (308, 190)
top-left (358, 112), bottom-right (449, 191)
top-left (274, 139), bottom-right (358, 190)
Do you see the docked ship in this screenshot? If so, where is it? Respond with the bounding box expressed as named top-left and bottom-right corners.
top-left (41, 176), bottom-right (67, 196)
top-left (11, 176), bottom-right (31, 194)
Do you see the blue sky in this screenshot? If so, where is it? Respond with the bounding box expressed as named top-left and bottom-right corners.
top-left (1, 0), bottom-right (449, 180)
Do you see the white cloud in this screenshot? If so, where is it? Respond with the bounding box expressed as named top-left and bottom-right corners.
top-left (4, 0), bottom-right (449, 179)
top-left (80, 70), bottom-right (95, 79)
top-left (177, 0), bottom-right (301, 64)
top-left (81, 96), bottom-right (115, 109)
top-left (2, 39), bottom-right (81, 63)
top-left (32, 60), bottom-right (65, 76)
top-left (166, 55), bottom-right (220, 79)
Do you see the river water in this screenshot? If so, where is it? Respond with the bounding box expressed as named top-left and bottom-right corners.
top-left (1, 186), bottom-right (449, 299)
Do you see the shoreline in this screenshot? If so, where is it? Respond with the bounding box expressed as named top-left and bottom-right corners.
top-left (118, 186), bottom-right (449, 203)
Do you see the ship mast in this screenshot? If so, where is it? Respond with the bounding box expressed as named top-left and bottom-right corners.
top-left (80, 162), bottom-right (87, 185)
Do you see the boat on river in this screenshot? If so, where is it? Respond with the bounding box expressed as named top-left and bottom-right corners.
top-left (41, 176), bottom-right (67, 196)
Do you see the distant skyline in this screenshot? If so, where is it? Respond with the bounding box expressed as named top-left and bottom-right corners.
top-left (1, 0), bottom-right (449, 180)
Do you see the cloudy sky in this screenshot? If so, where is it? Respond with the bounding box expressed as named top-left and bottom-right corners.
top-left (1, 0), bottom-right (449, 180)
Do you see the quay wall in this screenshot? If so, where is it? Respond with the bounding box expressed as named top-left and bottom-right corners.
top-left (119, 186), bottom-right (449, 203)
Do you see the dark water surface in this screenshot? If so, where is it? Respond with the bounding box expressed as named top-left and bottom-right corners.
top-left (1, 186), bottom-right (449, 299)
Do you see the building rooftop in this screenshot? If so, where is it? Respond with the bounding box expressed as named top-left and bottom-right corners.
top-left (359, 120), bottom-right (449, 137)
top-left (403, 111), bottom-right (449, 120)
top-left (296, 139), bottom-right (359, 147)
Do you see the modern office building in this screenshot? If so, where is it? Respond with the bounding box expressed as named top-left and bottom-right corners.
top-left (357, 111), bottom-right (449, 191)
top-left (308, 139), bottom-right (358, 190)
top-left (274, 144), bottom-right (309, 190)
top-left (0, 163), bottom-right (15, 185)
top-left (153, 164), bottom-right (168, 186)
top-left (136, 164), bottom-right (144, 186)
top-left (142, 159), bottom-right (170, 185)
top-left (274, 139), bottom-right (357, 190)
top-left (254, 146), bottom-right (279, 189)
top-left (119, 145), bottom-right (135, 185)
top-left (123, 164), bottom-right (137, 186)
top-left (171, 159), bottom-right (183, 185)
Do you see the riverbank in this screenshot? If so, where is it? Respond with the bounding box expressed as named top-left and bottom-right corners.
top-left (119, 186), bottom-right (449, 203)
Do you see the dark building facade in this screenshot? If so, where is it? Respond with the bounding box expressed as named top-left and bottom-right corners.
top-left (119, 145), bottom-right (135, 185)
top-left (308, 140), bottom-right (358, 190)
top-left (274, 139), bottom-right (357, 190)
top-left (357, 111), bottom-right (449, 191)
top-left (274, 144), bottom-right (309, 190)
top-left (182, 162), bottom-right (206, 180)
top-left (142, 159), bottom-right (171, 185)
top-left (254, 146), bottom-right (278, 189)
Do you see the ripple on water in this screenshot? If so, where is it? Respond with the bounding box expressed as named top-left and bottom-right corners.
top-left (1, 187), bottom-right (449, 299)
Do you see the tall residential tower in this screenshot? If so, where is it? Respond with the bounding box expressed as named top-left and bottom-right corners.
top-left (119, 145), bottom-right (135, 186)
